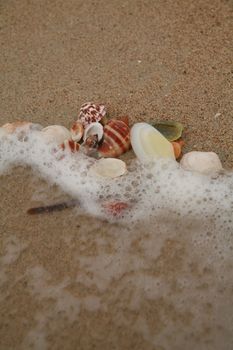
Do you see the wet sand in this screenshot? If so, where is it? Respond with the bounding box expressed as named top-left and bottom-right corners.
top-left (0, 0), bottom-right (233, 349)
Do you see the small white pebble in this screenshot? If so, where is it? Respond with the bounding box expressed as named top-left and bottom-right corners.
top-left (214, 112), bottom-right (221, 118)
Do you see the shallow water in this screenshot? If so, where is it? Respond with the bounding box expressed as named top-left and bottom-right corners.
top-left (0, 131), bottom-right (233, 349)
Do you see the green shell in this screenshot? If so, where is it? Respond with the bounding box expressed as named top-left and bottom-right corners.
top-left (151, 120), bottom-right (184, 141)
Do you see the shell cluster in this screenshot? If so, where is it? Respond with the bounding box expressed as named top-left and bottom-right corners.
top-left (70, 102), bottom-right (107, 151)
top-left (0, 103), bottom-right (224, 182)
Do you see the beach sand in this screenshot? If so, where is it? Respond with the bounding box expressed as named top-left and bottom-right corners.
top-left (0, 0), bottom-right (233, 349)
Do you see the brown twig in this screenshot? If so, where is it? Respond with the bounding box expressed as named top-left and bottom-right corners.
top-left (27, 199), bottom-right (79, 215)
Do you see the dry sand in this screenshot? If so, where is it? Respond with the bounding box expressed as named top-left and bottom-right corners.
top-left (0, 0), bottom-right (233, 349)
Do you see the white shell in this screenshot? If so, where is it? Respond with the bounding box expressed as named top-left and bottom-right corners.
top-left (83, 122), bottom-right (103, 142)
top-left (2, 121), bottom-right (42, 134)
top-left (40, 125), bottom-right (71, 144)
top-left (0, 122), bottom-right (43, 142)
top-left (91, 158), bottom-right (127, 178)
top-left (130, 122), bottom-right (175, 163)
top-left (180, 151), bottom-right (223, 174)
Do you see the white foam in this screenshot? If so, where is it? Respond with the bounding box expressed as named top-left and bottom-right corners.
top-left (1, 128), bottom-right (233, 348)
top-left (0, 130), bottom-right (232, 226)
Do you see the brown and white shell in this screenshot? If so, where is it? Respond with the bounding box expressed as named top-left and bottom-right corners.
top-left (83, 122), bottom-right (103, 143)
top-left (70, 121), bottom-right (84, 142)
top-left (79, 102), bottom-right (106, 127)
top-left (60, 139), bottom-right (80, 153)
top-left (98, 118), bottom-right (131, 158)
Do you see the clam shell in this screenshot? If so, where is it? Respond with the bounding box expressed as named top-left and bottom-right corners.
top-left (70, 121), bottom-right (84, 142)
top-left (130, 122), bottom-right (175, 163)
top-left (180, 151), bottom-right (223, 174)
top-left (98, 119), bottom-right (131, 158)
top-left (152, 120), bottom-right (184, 141)
top-left (79, 102), bottom-right (107, 127)
top-left (83, 122), bottom-right (103, 143)
top-left (2, 121), bottom-right (42, 134)
top-left (1, 121), bottom-right (43, 141)
top-left (91, 158), bottom-right (127, 178)
top-left (2, 121), bottom-right (32, 133)
top-left (40, 125), bottom-right (71, 144)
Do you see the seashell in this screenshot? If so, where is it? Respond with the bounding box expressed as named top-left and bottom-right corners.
top-left (90, 158), bottom-right (127, 178)
top-left (70, 121), bottom-right (84, 142)
top-left (2, 121), bottom-right (42, 134)
top-left (130, 122), bottom-right (175, 163)
top-left (119, 116), bottom-right (129, 126)
top-left (85, 134), bottom-right (99, 150)
top-left (40, 125), bottom-right (71, 145)
top-left (180, 151), bottom-right (223, 174)
top-left (83, 122), bottom-right (103, 143)
top-left (1, 121), bottom-right (43, 141)
top-left (98, 119), bottom-right (131, 158)
top-left (171, 139), bottom-right (185, 159)
top-left (79, 102), bottom-right (107, 127)
top-left (102, 201), bottom-right (129, 216)
top-left (152, 120), bottom-right (184, 141)
top-left (60, 139), bottom-right (80, 153)
top-left (2, 121), bottom-right (32, 133)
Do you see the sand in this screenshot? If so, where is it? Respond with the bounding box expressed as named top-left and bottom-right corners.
top-left (0, 0), bottom-right (233, 349)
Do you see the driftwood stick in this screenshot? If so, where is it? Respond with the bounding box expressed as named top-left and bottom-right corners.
top-left (27, 199), bottom-right (79, 215)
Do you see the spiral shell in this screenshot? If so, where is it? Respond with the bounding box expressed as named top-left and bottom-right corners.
top-left (79, 102), bottom-right (106, 127)
top-left (98, 119), bottom-right (131, 158)
top-left (83, 122), bottom-right (103, 143)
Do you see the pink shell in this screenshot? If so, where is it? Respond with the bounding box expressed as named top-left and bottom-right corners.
top-left (79, 102), bottom-right (106, 127)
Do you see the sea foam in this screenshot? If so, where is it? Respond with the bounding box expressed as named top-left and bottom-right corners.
top-left (1, 128), bottom-right (233, 349)
top-left (0, 128), bottom-right (232, 225)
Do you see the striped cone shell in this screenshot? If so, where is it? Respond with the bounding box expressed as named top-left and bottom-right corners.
top-left (98, 119), bottom-right (131, 158)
